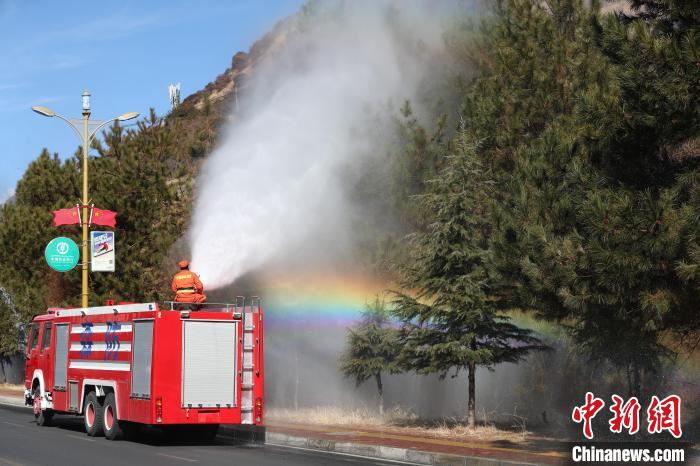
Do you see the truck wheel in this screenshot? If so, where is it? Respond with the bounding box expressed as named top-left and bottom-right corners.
top-left (102, 392), bottom-right (124, 440)
top-left (32, 388), bottom-right (53, 426)
top-left (84, 391), bottom-right (104, 437)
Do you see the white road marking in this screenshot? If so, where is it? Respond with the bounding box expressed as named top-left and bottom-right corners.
top-left (266, 443), bottom-right (425, 465)
top-left (1, 421), bottom-right (26, 428)
top-left (66, 434), bottom-right (95, 442)
top-left (156, 453), bottom-right (198, 462)
top-left (0, 456), bottom-right (26, 466)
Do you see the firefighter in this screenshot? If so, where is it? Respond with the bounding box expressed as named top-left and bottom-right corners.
top-left (171, 260), bottom-right (207, 303)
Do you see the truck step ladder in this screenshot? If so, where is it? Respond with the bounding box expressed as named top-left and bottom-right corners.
top-left (240, 296), bottom-right (259, 424)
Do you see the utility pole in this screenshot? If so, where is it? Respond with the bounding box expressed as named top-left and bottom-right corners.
top-left (81, 91), bottom-right (90, 308)
top-left (32, 92), bottom-right (138, 308)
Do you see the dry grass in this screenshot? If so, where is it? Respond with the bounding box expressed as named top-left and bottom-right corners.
top-left (267, 405), bottom-right (417, 427)
top-left (266, 406), bottom-right (533, 443)
top-left (400, 419), bottom-right (530, 443)
top-left (0, 383), bottom-right (24, 394)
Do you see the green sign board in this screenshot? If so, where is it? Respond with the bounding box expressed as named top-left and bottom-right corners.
top-left (45, 237), bottom-right (79, 272)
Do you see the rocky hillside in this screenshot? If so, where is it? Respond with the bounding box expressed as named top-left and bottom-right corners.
top-left (166, 16), bottom-right (296, 160)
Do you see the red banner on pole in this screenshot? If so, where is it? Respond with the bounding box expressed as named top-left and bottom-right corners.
top-left (52, 207), bottom-right (81, 227)
top-left (90, 207), bottom-right (117, 228)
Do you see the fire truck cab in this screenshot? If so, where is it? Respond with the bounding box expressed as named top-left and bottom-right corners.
top-left (24, 299), bottom-right (264, 440)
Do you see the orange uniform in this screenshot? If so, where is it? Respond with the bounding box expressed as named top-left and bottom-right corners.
top-left (171, 270), bottom-right (206, 303)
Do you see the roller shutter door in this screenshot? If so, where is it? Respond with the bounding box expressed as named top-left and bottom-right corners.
top-left (53, 324), bottom-right (69, 390)
top-left (182, 321), bottom-right (237, 407)
top-left (131, 320), bottom-right (154, 398)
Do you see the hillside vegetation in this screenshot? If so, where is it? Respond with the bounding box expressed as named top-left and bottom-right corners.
top-left (341, 0), bottom-right (700, 430)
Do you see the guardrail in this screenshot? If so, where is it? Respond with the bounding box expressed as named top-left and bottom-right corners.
top-left (163, 296), bottom-right (261, 312)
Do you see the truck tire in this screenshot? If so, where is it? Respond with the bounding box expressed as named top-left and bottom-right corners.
top-left (32, 387), bottom-right (53, 427)
top-left (102, 392), bottom-right (125, 440)
top-left (84, 391), bottom-right (104, 437)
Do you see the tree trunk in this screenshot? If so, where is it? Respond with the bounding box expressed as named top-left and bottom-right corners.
top-left (467, 362), bottom-right (476, 429)
top-left (375, 372), bottom-right (384, 418)
top-left (632, 359), bottom-right (642, 399)
top-left (293, 346), bottom-right (299, 410)
top-left (626, 363), bottom-right (634, 398)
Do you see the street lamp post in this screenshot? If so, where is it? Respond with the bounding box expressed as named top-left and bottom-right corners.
top-left (32, 92), bottom-right (138, 308)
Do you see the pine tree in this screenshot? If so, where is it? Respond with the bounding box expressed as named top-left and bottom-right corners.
top-left (0, 288), bottom-right (20, 357)
top-left (0, 108), bottom-right (197, 328)
top-left (389, 101), bottom-right (448, 228)
top-left (620, 0), bottom-right (700, 31)
top-left (460, 0), bottom-right (700, 397)
top-left (339, 296), bottom-right (399, 417)
top-left (87, 109), bottom-right (196, 304)
top-left (392, 131), bottom-right (546, 428)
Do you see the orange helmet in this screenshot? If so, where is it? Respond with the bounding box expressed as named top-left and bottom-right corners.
top-left (178, 260), bottom-right (189, 269)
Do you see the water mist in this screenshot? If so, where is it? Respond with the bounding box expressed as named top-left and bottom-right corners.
top-left (190, 0), bottom-right (455, 289)
top-left (186, 0), bottom-right (542, 420)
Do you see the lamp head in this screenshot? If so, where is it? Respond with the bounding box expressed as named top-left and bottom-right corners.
top-left (82, 90), bottom-right (90, 112)
top-left (117, 112), bottom-right (139, 121)
top-left (31, 106), bottom-right (55, 117)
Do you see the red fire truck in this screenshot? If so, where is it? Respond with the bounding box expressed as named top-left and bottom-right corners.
top-left (23, 299), bottom-right (264, 440)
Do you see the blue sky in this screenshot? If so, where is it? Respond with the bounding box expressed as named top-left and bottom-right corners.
top-left (0, 0), bottom-right (305, 202)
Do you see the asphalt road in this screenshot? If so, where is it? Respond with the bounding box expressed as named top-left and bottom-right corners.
top-left (0, 405), bottom-right (415, 466)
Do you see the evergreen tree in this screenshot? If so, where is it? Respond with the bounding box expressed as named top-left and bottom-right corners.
top-left (392, 131), bottom-right (546, 428)
top-left (460, 0), bottom-right (700, 397)
top-left (620, 0), bottom-right (700, 31)
top-left (389, 101), bottom-right (448, 229)
top-left (0, 108), bottom-right (197, 329)
top-left (88, 110), bottom-right (195, 303)
top-left (0, 288), bottom-right (20, 357)
top-left (339, 296), bottom-right (399, 417)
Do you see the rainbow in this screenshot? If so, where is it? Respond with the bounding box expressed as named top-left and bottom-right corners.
top-left (254, 269), bottom-right (700, 375)
top-left (259, 271), bottom-right (389, 329)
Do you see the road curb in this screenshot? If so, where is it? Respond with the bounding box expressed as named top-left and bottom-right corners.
top-left (0, 395), bottom-right (27, 410)
top-left (219, 424), bottom-right (266, 444)
top-left (260, 430), bottom-right (542, 466)
top-left (0, 401), bottom-right (30, 413)
top-left (1, 397), bottom-right (543, 465)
